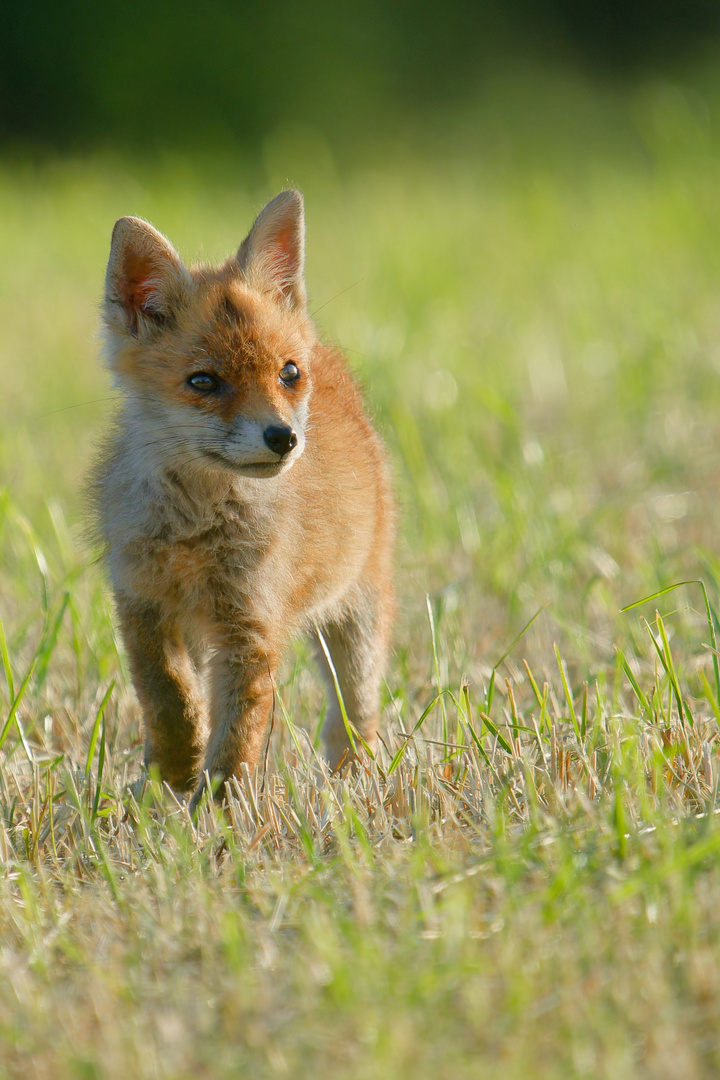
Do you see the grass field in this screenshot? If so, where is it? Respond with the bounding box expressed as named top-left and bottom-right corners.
top-left (5, 71), bottom-right (720, 1077)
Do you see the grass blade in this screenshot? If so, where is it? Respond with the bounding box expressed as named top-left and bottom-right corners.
top-left (426, 594), bottom-right (448, 743)
top-left (0, 658), bottom-right (37, 754)
top-left (316, 627), bottom-right (374, 760)
top-left (0, 613), bottom-right (14, 705)
top-left (554, 643), bottom-right (580, 739)
top-left (621, 578), bottom-right (720, 709)
top-left (615, 646), bottom-right (650, 713)
top-left (388, 693), bottom-right (444, 774)
top-left (85, 681), bottom-right (115, 779)
top-left (34, 591), bottom-right (71, 692)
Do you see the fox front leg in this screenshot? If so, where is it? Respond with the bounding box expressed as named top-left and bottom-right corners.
top-left (188, 640), bottom-right (278, 813)
top-left (116, 596), bottom-right (209, 792)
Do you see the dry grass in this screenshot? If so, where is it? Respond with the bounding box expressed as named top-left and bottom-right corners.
top-left (3, 484), bottom-right (720, 1077)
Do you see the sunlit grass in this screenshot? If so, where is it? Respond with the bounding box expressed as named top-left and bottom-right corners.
top-left (5, 72), bottom-right (720, 1076)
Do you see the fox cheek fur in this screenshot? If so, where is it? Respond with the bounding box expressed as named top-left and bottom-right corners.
top-left (93, 190), bottom-right (395, 810)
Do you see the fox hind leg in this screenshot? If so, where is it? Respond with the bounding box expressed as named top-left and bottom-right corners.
top-left (315, 587), bottom-right (392, 768)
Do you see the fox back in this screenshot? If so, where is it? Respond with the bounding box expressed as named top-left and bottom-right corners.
top-left (95, 190), bottom-right (395, 809)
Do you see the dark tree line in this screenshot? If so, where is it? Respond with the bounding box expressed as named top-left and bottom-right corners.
top-left (2, 0), bottom-right (718, 150)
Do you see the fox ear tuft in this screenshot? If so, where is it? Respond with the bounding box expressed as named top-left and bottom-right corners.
top-left (104, 217), bottom-right (191, 340)
top-left (237, 190), bottom-right (306, 310)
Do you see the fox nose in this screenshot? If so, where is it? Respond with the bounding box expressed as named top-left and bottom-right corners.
top-left (264, 425), bottom-right (298, 457)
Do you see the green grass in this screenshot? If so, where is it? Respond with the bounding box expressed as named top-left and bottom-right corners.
top-left (5, 70), bottom-right (720, 1077)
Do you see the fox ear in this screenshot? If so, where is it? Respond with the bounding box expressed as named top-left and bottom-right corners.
top-left (104, 217), bottom-right (191, 340)
top-left (236, 190), bottom-right (306, 310)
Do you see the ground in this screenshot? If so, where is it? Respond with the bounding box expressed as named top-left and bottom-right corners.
top-left (3, 71), bottom-right (720, 1078)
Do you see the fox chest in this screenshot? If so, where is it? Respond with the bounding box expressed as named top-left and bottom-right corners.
top-left (118, 524), bottom-right (265, 613)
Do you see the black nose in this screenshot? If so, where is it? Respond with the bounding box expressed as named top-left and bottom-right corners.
top-left (263, 425), bottom-right (298, 457)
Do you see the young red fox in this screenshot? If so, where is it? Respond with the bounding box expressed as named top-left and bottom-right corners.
top-left (95, 190), bottom-right (395, 811)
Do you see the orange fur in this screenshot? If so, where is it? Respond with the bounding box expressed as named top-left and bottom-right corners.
top-left (94, 190), bottom-right (395, 810)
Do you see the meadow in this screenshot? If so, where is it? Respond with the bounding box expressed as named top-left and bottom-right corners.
top-left (4, 71), bottom-right (720, 1077)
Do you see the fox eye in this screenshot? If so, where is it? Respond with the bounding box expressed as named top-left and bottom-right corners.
top-left (187, 372), bottom-right (219, 392)
top-left (280, 363), bottom-right (300, 385)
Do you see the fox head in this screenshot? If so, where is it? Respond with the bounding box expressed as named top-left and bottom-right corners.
top-left (103, 190), bottom-right (315, 479)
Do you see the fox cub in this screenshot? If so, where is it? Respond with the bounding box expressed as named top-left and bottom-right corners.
top-left (96, 190), bottom-right (395, 810)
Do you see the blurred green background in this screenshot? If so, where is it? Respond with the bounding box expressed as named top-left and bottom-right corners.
top-left (4, 1), bottom-right (720, 682)
top-left (3, 0), bottom-right (720, 153)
